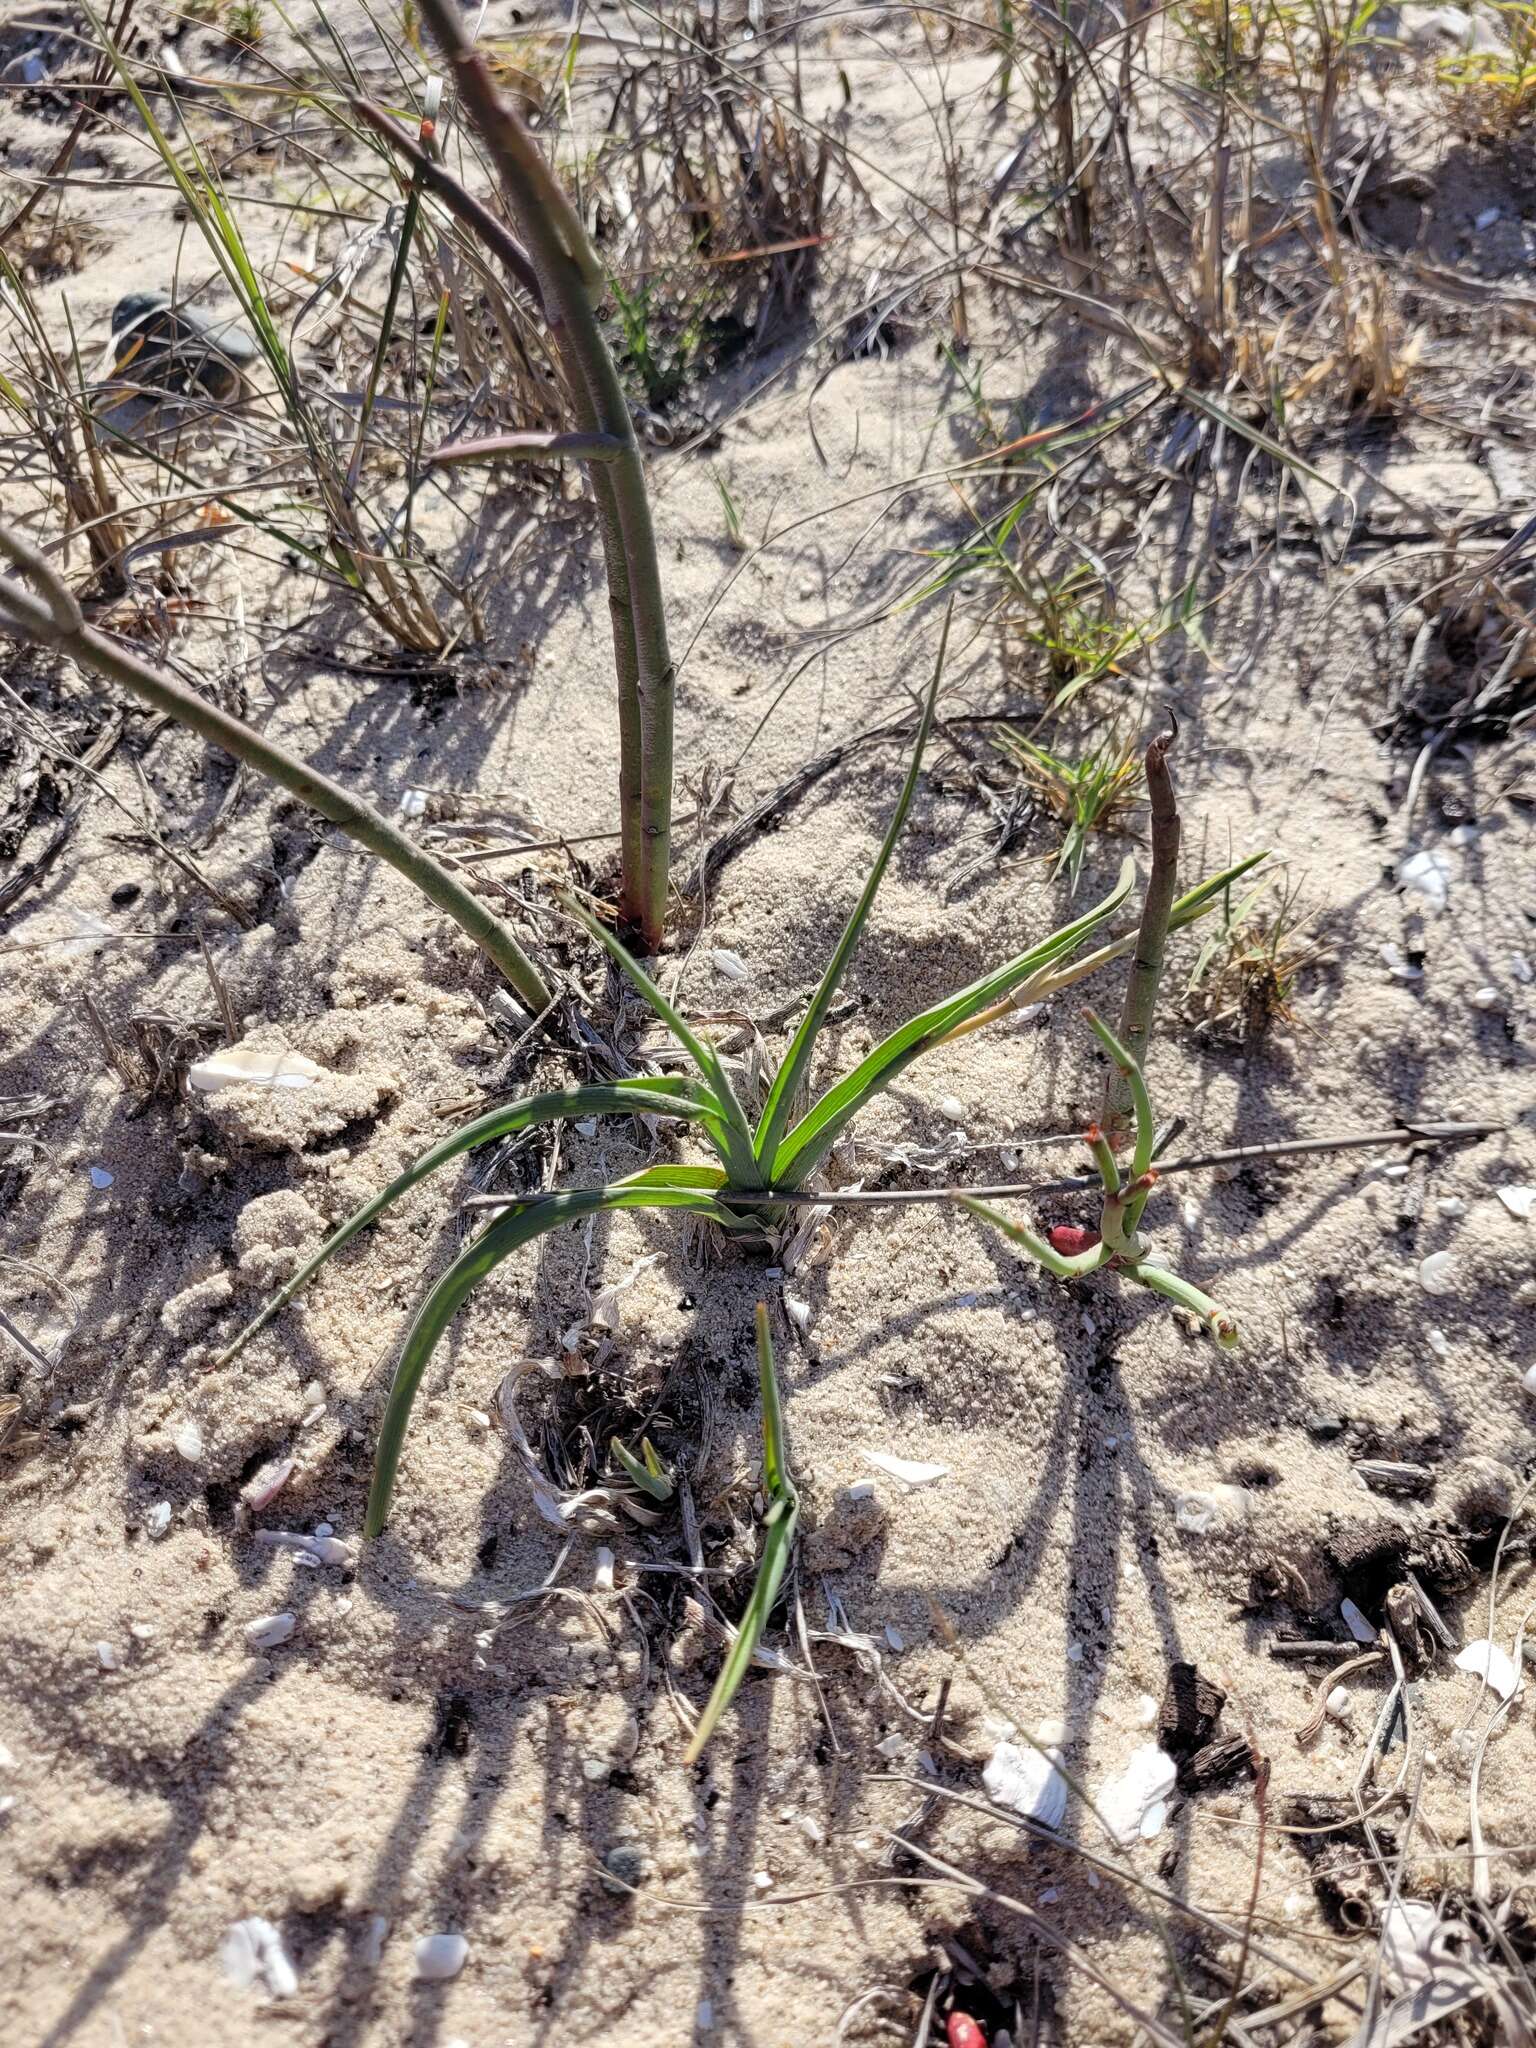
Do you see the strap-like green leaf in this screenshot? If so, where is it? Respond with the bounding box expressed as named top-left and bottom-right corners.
top-left (214, 1079), bottom-right (729, 1369)
top-left (559, 894), bottom-right (761, 1184)
top-left (753, 602), bottom-right (952, 1169)
top-left (769, 857), bottom-right (1136, 1188)
top-left (365, 1168), bottom-right (734, 1536)
top-left (682, 1303), bottom-right (799, 1762)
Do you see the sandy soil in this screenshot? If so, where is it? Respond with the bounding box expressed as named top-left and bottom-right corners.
top-left (3, 4), bottom-right (1536, 2045)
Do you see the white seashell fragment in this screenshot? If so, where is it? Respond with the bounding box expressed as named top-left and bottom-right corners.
top-left (245, 1613), bottom-right (296, 1651)
top-left (95, 1641), bottom-right (119, 1671)
top-left (844, 1480), bottom-right (877, 1501)
top-left (884, 1624), bottom-right (904, 1652)
top-left (984, 1740), bottom-right (1069, 1830)
top-left (589, 1251), bottom-right (663, 1333)
top-left (1326, 1685), bottom-right (1351, 1721)
top-left (1418, 1250), bottom-right (1456, 1295)
top-left (1497, 1186), bottom-right (1535, 1220)
top-left (1379, 943), bottom-right (1421, 981)
top-left (783, 1290), bottom-right (813, 1334)
top-left (1523, 1365), bottom-right (1536, 1397)
top-left (1511, 952), bottom-right (1533, 984)
top-left (710, 948), bottom-right (749, 982)
top-left (1455, 1639), bottom-right (1521, 1701)
top-left (594, 1547), bottom-right (616, 1593)
top-left (398, 787), bottom-right (429, 819)
top-left (173, 1420), bottom-right (204, 1463)
top-left (1342, 1599), bottom-right (1376, 1644)
top-left (359, 1915), bottom-right (389, 1968)
top-left (145, 1502), bottom-right (172, 1539)
top-left (1427, 1327), bottom-right (1450, 1359)
top-left (253, 1529), bottom-right (352, 1567)
top-left (189, 1048), bottom-right (322, 1094)
top-left (1098, 1743), bottom-right (1178, 1845)
top-left (1398, 848), bottom-right (1451, 912)
top-left (1382, 1899), bottom-right (1441, 1991)
top-left (1174, 1483), bottom-right (1249, 1534)
top-left (937, 1096), bottom-right (967, 1123)
top-left (860, 1450), bottom-right (948, 1487)
top-left (1436, 1197), bottom-right (1466, 1218)
top-left (89, 1165), bottom-right (114, 1189)
top-left (1470, 986), bottom-right (1500, 1009)
top-left (241, 1457), bottom-right (295, 1510)
top-left (221, 1917), bottom-right (298, 1997)
top-left (414, 1934), bottom-right (469, 1981)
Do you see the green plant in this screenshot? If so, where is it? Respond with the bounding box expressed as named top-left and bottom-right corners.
top-left (216, 620), bottom-right (1263, 1537)
top-left (1439, 2), bottom-right (1536, 127)
top-left (1182, 872), bottom-right (1326, 1042)
top-left (608, 275), bottom-right (703, 411)
top-left (963, 1009), bottom-right (1241, 1347)
top-left (224, 0), bottom-right (263, 46)
top-left (996, 727), bottom-right (1144, 894)
top-left (683, 1301), bottom-right (798, 1763)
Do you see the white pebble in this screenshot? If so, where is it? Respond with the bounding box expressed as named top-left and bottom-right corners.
top-left (95, 1641), bottom-right (119, 1672)
top-left (1398, 847), bottom-right (1451, 912)
top-left (89, 1165), bottom-right (114, 1189)
top-left (413, 1933), bottom-right (469, 1982)
top-left (1418, 1250), bottom-right (1456, 1296)
top-left (245, 1613), bottom-right (296, 1651)
top-left (1470, 986), bottom-right (1501, 1009)
top-left (145, 1502), bottom-right (172, 1539)
top-left (1436, 1197), bottom-right (1466, 1218)
top-left (1097, 1743), bottom-right (1177, 1844)
top-left (1511, 952), bottom-right (1533, 984)
top-left (1326, 1685), bottom-right (1351, 1721)
top-left (1475, 205), bottom-right (1502, 230)
top-left (883, 1623), bottom-right (904, 1652)
top-left (173, 1419), bottom-right (204, 1463)
top-left (937, 1096), bottom-right (966, 1123)
top-left (1427, 1328), bottom-right (1450, 1359)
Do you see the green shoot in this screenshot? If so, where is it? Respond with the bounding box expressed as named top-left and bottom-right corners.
top-left (683, 1303), bottom-right (799, 1764)
top-left (962, 1008), bottom-right (1240, 1349)
top-left (997, 728), bottom-right (1144, 894)
top-left (609, 1435), bottom-right (674, 1501)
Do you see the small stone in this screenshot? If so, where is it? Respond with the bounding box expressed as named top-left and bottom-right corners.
top-left (245, 1612), bottom-right (296, 1651)
top-left (413, 1933), bottom-right (469, 1981)
top-left (601, 1843), bottom-right (646, 1894)
top-left (1470, 986), bottom-right (1500, 1009)
top-left (1418, 1250), bottom-right (1456, 1295)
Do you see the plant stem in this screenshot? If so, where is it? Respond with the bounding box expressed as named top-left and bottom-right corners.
top-left (383, 8), bottom-right (676, 950)
top-left (0, 526), bottom-right (553, 1011)
top-left (1104, 723), bottom-right (1180, 1140)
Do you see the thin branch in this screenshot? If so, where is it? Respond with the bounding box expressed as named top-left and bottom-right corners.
top-left (461, 1121), bottom-right (1502, 1213)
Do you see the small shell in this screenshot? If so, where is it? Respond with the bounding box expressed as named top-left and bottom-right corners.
top-left (413, 1934), bottom-right (469, 1981)
top-left (860, 1450), bottom-right (948, 1487)
top-left (1455, 1638), bottom-right (1521, 1702)
top-left (1418, 1250), bottom-right (1456, 1296)
top-left (1097, 1743), bottom-right (1177, 1845)
top-left (1325, 1685), bottom-right (1351, 1721)
top-left (359, 1914), bottom-right (389, 1968)
top-left (983, 1739), bottom-right (1068, 1829)
top-left (145, 1502), bottom-right (172, 1540)
top-left (710, 948), bottom-right (749, 983)
top-left (245, 1613), bottom-right (296, 1651)
top-left (1497, 1186), bottom-right (1535, 1221)
top-left (937, 1096), bottom-right (967, 1123)
top-left (1470, 986), bottom-right (1501, 1009)
top-left (221, 1917), bottom-right (297, 1998)
top-left (1341, 1598), bottom-right (1376, 1644)
top-left (240, 1457), bottom-right (295, 1511)
top-left (173, 1419), bottom-right (204, 1463)
top-left (89, 1165), bottom-right (114, 1189)
top-left (594, 1547), bottom-right (616, 1593)
top-left (95, 1641), bottom-right (119, 1672)
top-left (189, 1047), bottom-right (322, 1094)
